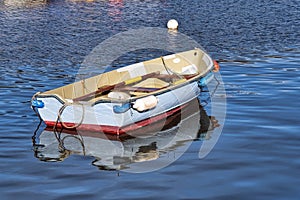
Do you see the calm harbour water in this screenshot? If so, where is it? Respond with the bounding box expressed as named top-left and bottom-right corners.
top-left (0, 0), bottom-right (300, 199)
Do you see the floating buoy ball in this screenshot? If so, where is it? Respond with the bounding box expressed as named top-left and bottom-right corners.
top-left (167, 19), bottom-right (179, 30)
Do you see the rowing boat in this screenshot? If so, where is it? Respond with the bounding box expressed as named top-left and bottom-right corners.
top-left (31, 48), bottom-right (219, 134)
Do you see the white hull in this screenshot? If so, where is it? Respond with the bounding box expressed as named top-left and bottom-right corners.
top-left (37, 81), bottom-right (200, 132)
top-left (31, 48), bottom-right (218, 134)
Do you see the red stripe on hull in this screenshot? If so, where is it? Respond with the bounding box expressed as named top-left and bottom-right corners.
top-left (45, 105), bottom-right (186, 135)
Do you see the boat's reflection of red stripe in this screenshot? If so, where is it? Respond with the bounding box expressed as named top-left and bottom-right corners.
top-left (45, 104), bottom-right (186, 135)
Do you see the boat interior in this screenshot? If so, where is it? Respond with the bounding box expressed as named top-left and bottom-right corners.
top-left (40, 48), bottom-right (212, 103)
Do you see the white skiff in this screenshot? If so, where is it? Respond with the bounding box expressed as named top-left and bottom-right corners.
top-left (31, 48), bottom-right (219, 134)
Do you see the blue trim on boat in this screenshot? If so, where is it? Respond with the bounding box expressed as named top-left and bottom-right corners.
top-left (113, 103), bottom-right (131, 113)
top-left (31, 99), bottom-right (45, 108)
top-left (198, 72), bottom-right (214, 87)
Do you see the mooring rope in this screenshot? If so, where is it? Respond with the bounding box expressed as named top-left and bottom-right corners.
top-left (54, 102), bottom-right (85, 130)
top-left (31, 92), bottom-right (42, 120)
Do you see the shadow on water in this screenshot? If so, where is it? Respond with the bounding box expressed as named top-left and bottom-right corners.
top-left (32, 99), bottom-right (219, 171)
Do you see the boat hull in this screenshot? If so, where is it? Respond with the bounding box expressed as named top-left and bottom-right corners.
top-left (36, 81), bottom-right (201, 134)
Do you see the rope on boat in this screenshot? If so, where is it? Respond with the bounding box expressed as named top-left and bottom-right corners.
top-left (52, 127), bottom-right (86, 157)
top-left (81, 79), bottom-right (93, 94)
top-left (31, 92), bottom-right (43, 120)
top-left (54, 102), bottom-right (85, 130)
top-left (161, 56), bottom-right (184, 82)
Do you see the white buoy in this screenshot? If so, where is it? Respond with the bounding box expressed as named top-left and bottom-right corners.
top-left (167, 19), bottom-right (179, 30)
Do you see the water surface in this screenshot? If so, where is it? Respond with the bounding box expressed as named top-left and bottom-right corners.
top-left (0, 0), bottom-right (299, 199)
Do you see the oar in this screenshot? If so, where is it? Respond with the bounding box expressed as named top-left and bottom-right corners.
top-left (73, 72), bottom-right (159, 102)
top-left (119, 86), bottom-right (168, 93)
top-left (156, 73), bottom-right (198, 81)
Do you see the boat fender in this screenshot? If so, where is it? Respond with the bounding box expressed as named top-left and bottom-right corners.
top-left (199, 72), bottom-right (214, 87)
top-left (113, 103), bottom-right (131, 113)
top-left (133, 95), bottom-right (158, 112)
top-left (31, 99), bottom-right (44, 108)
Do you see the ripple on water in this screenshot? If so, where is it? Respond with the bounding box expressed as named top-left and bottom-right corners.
top-left (0, 0), bottom-right (300, 199)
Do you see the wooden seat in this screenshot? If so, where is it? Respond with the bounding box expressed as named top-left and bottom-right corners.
top-left (133, 78), bottom-right (169, 88)
top-left (130, 78), bottom-right (170, 96)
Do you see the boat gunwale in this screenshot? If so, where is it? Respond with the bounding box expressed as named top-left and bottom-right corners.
top-left (36, 69), bottom-right (213, 106)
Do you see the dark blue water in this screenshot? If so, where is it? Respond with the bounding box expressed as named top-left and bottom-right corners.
top-left (1, 0), bottom-right (300, 199)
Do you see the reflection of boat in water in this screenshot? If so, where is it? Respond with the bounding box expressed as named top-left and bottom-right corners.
top-left (33, 99), bottom-right (219, 172)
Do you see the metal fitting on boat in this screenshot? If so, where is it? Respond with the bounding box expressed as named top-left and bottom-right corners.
top-left (31, 99), bottom-right (44, 108)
